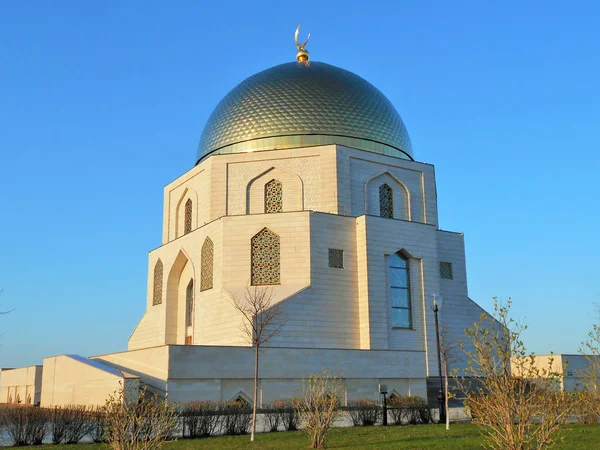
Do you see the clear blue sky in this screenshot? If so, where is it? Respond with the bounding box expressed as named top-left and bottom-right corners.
top-left (1, 1), bottom-right (598, 368)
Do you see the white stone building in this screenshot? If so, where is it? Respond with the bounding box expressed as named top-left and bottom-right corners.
top-left (3, 52), bottom-right (492, 407)
top-left (512, 354), bottom-right (600, 392)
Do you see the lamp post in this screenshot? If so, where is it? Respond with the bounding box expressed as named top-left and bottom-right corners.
top-left (379, 384), bottom-right (388, 426)
top-left (433, 295), bottom-right (446, 425)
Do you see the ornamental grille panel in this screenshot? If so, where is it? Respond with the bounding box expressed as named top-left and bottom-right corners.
top-left (379, 184), bottom-right (394, 218)
top-left (265, 179), bottom-right (283, 213)
top-left (251, 228), bottom-right (280, 285)
top-left (328, 249), bottom-right (344, 268)
top-left (201, 237), bottom-right (214, 291)
top-left (152, 259), bottom-right (163, 305)
top-left (186, 279), bottom-right (194, 328)
top-left (440, 262), bottom-right (454, 280)
top-left (184, 199), bottom-right (193, 234)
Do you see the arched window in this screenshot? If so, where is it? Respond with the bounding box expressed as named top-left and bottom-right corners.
top-left (379, 184), bottom-right (394, 218)
top-left (251, 228), bottom-right (280, 285)
top-left (265, 179), bottom-right (283, 213)
top-left (185, 279), bottom-right (194, 329)
top-left (152, 259), bottom-right (163, 305)
top-left (201, 237), bottom-right (214, 291)
top-left (389, 252), bottom-right (411, 328)
top-left (184, 199), bottom-right (193, 234)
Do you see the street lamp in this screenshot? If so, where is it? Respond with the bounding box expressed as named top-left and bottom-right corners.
top-left (378, 384), bottom-right (388, 426)
top-left (432, 294), bottom-right (446, 425)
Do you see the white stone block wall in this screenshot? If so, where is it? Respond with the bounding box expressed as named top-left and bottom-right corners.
top-left (114, 345), bottom-right (427, 405)
top-left (267, 212), bottom-right (359, 348)
top-left (40, 355), bottom-right (138, 407)
top-left (125, 143), bottom-right (495, 390)
top-left (0, 365), bottom-right (42, 405)
top-left (436, 230), bottom-right (475, 374)
top-left (360, 216), bottom-right (440, 376)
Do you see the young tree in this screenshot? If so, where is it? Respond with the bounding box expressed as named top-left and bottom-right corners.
top-left (578, 303), bottom-right (600, 419)
top-left (294, 370), bottom-right (344, 449)
top-left (229, 286), bottom-right (288, 442)
top-left (460, 298), bottom-right (577, 450)
top-left (103, 381), bottom-right (178, 450)
top-left (439, 327), bottom-right (458, 430)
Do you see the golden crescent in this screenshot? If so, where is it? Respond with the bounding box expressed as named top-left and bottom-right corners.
top-left (294, 24), bottom-right (310, 49)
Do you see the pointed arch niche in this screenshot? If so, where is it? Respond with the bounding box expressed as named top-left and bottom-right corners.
top-left (165, 250), bottom-right (195, 344)
top-left (365, 172), bottom-right (410, 220)
top-left (174, 187), bottom-right (198, 238)
top-left (246, 167), bottom-right (303, 214)
top-left (185, 279), bottom-right (194, 344)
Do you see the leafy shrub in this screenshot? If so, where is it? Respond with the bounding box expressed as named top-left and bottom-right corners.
top-left (180, 401), bottom-right (223, 438)
top-left (346, 399), bottom-right (381, 426)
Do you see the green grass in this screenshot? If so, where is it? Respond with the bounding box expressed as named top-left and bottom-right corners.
top-left (33, 424), bottom-right (600, 450)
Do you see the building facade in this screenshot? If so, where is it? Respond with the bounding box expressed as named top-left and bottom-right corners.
top-left (4, 55), bottom-right (491, 407)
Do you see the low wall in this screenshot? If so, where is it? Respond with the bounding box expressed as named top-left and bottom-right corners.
top-left (94, 345), bottom-right (427, 405)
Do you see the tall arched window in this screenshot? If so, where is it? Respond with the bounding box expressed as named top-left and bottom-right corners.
top-left (185, 279), bottom-right (194, 329)
top-left (152, 259), bottom-right (163, 305)
top-left (251, 228), bottom-right (280, 285)
top-left (389, 252), bottom-right (411, 328)
top-left (379, 184), bottom-right (394, 218)
top-left (184, 199), bottom-right (193, 234)
top-left (265, 179), bottom-right (283, 213)
top-left (201, 237), bottom-right (214, 291)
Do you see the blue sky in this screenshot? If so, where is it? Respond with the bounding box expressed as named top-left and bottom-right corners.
top-left (1, 1), bottom-right (598, 368)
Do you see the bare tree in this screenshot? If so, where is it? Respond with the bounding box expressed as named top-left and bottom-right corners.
top-left (459, 298), bottom-right (578, 450)
top-left (228, 286), bottom-right (288, 442)
top-left (0, 289), bottom-right (13, 341)
top-left (0, 289), bottom-right (13, 315)
top-left (439, 327), bottom-right (458, 430)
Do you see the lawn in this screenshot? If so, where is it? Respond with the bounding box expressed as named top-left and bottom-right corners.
top-left (33, 424), bottom-right (600, 449)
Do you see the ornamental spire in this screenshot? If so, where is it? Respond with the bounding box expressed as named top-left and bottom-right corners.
top-left (294, 24), bottom-right (310, 66)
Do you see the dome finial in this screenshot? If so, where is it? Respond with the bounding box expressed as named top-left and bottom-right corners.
top-left (294, 24), bottom-right (310, 66)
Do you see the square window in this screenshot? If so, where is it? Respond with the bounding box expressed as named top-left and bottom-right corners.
top-left (391, 287), bottom-right (409, 308)
top-left (440, 262), bottom-right (453, 280)
top-left (390, 267), bottom-right (408, 287)
top-left (328, 249), bottom-right (344, 269)
top-left (392, 308), bottom-right (411, 328)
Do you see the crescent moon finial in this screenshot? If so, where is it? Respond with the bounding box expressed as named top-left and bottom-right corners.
top-left (294, 24), bottom-right (310, 49)
top-left (294, 24), bottom-right (310, 65)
